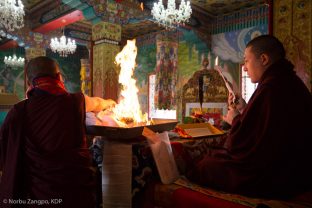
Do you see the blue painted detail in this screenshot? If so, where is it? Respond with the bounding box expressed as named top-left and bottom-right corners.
top-left (82, 6), bottom-right (97, 20)
top-left (62, 0), bottom-right (99, 22)
top-left (77, 3), bottom-right (89, 10)
top-left (62, 0), bottom-right (86, 11)
top-left (62, 0), bottom-right (77, 5)
top-left (70, 1), bottom-right (83, 8)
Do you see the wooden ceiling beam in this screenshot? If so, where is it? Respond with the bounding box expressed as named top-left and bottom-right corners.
top-left (32, 10), bottom-right (84, 34)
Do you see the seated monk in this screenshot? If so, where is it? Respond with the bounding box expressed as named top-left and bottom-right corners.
top-left (187, 35), bottom-right (312, 199)
top-left (0, 56), bottom-right (115, 208)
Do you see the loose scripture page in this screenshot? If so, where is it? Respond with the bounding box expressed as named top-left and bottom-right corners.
top-left (142, 127), bottom-right (180, 184)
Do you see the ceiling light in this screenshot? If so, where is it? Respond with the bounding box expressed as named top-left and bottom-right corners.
top-left (50, 35), bottom-right (77, 57)
top-left (151, 0), bottom-right (192, 30)
top-left (0, 0), bottom-right (25, 32)
top-left (4, 54), bottom-right (25, 67)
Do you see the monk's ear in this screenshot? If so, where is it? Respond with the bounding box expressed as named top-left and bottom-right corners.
top-left (260, 53), bottom-right (270, 66)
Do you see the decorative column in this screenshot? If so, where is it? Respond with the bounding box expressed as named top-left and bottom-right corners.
top-left (92, 21), bottom-right (129, 208)
top-left (92, 21), bottom-right (121, 101)
top-left (80, 59), bottom-right (91, 96)
top-left (154, 33), bottom-right (178, 110)
top-left (274, 0), bottom-right (312, 91)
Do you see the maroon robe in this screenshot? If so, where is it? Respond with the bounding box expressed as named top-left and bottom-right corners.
top-left (187, 59), bottom-right (312, 198)
top-left (0, 91), bottom-right (96, 207)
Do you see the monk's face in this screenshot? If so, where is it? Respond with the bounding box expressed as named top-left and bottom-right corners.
top-left (244, 46), bottom-right (269, 83)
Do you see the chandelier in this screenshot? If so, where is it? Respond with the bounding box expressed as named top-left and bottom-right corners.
top-left (4, 54), bottom-right (25, 67)
top-left (151, 0), bottom-right (192, 29)
top-left (50, 35), bottom-right (77, 57)
top-left (0, 0), bottom-right (25, 32)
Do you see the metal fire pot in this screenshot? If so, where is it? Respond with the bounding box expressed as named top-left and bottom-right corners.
top-left (86, 121), bottom-right (178, 139)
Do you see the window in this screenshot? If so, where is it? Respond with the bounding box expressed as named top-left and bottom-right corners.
top-left (241, 64), bottom-right (257, 103)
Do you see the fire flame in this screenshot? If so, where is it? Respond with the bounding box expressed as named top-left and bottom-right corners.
top-left (112, 39), bottom-right (148, 127)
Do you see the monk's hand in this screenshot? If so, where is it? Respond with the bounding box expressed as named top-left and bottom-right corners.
top-left (101, 99), bottom-right (116, 110)
top-left (222, 106), bottom-right (240, 125)
top-left (228, 93), bottom-right (246, 113)
top-left (234, 95), bottom-right (247, 113)
top-left (228, 92), bottom-right (235, 106)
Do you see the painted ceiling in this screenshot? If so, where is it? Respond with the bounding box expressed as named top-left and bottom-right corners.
top-left (0, 0), bottom-right (266, 48)
top-left (192, 0), bottom-right (267, 16)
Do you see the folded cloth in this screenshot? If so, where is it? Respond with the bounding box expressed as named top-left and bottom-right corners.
top-left (86, 112), bottom-right (102, 126)
top-left (86, 111), bottom-right (120, 127)
top-left (96, 111), bottom-right (119, 126)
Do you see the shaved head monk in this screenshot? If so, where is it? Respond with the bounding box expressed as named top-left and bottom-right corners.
top-left (0, 56), bottom-right (115, 207)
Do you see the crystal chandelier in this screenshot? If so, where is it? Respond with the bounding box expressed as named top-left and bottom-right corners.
top-left (50, 35), bottom-right (77, 57)
top-left (0, 0), bottom-right (25, 32)
top-left (4, 54), bottom-right (25, 67)
top-left (151, 0), bottom-right (192, 29)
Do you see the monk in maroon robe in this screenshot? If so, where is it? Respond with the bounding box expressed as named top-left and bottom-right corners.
top-left (187, 35), bottom-right (312, 198)
top-left (0, 57), bottom-right (115, 207)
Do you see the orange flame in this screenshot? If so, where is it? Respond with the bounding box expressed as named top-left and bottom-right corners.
top-left (112, 39), bottom-right (148, 127)
top-left (140, 2), bottom-right (144, 11)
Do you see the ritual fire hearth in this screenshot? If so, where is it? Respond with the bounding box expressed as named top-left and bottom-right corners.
top-left (87, 39), bottom-right (177, 138)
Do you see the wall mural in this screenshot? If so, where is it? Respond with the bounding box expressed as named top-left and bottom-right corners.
top-left (135, 37), bottom-right (157, 114)
top-left (135, 34), bottom-right (156, 114)
top-left (154, 38), bottom-right (178, 110)
top-left (178, 29), bottom-right (210, 85)
top-left (135, 29), bottom-right (210, 120)
top-left (176, 29), bottom-right (210, 121)
top-left (212, 24), bottom-right (268, 92)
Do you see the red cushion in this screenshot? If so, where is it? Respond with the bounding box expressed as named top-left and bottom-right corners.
top-left (172, 187), bottom-right (249, 208)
